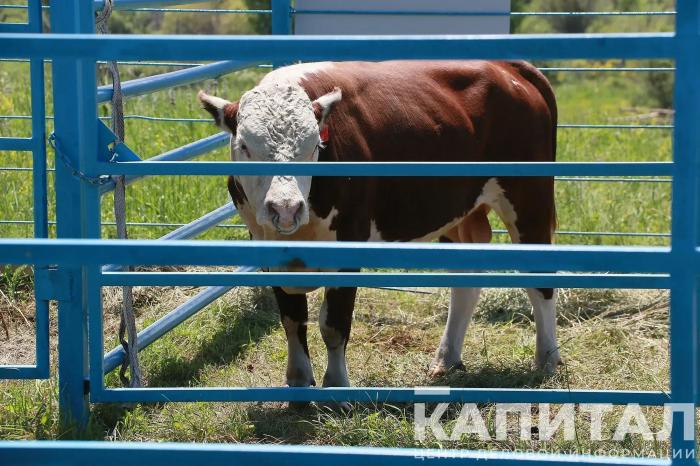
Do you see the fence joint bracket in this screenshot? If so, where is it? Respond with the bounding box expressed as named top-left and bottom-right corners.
top-left (35, 267), bottom-right (75, 301)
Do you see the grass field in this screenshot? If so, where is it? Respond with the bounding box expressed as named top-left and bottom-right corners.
top-left (0, 55), bottom-right (676, 453)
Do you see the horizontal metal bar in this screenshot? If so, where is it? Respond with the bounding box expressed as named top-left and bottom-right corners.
top-left (100, 272), bottom-right (671, 289)
top-left (0, 137), bottom-right (33, 151)
top-left (102, 276), bottom-right (249, 374)
top-left (93, 386), bottom-right (669, 405)
top-left (96, 60), bottom-right (256, 103)
top-left (0, 24), bottom-right (28, 33)
top-left (0, 365), bottom-right (46, 380)
top-left (99, 132), bottom-right (228, 194)
top-left (0, 33), bottom-right (677, 62)
top-left (0, 440), bottom-right (673, 466)
top-left (95, 161), bottom-right (674, 177)
top-left (0, 239), bottom-right (673, 273)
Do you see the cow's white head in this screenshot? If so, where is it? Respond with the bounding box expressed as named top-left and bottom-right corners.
top-left (199, 83), bottom-right (341, 235)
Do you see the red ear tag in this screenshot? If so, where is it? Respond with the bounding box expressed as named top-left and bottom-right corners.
top-left (319, 125), bottom-right (330, 144)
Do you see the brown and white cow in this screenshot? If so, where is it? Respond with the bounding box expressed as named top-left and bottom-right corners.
top-left (199, 60), bottom-right (560, 393)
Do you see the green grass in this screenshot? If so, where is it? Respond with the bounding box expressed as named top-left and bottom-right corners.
top-left (0, 58), bottom-right (676, 452)
top-left (1, 285), bottom-right (671, 451)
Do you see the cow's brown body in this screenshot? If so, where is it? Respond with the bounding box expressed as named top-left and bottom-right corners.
top-left (298, 60), bottom-right (556, 243)
top-left (202, 60), bottom-right (559, 399)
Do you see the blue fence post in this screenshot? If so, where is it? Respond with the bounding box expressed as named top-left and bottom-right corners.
top-left (670, 0), bottom-right (699, 463)
top-left (271, 0), bottom-right (292, 69)
top-left (49, 0), bottom-right (101, 431)
top-left (28, 0), bottom-right (50, 379)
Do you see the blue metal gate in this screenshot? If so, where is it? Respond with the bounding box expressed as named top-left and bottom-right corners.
top-left (0, 0), bottom-right (696, 465)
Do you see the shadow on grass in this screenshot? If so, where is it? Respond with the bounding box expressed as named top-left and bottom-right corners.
top-left (434, 361), bottom-right (552, 389)
top-left (246, 404), bottom-right (320, 443)
top-left (89, 288), bottom-right (281, 439)
top-left (146, 287), bottom-right (280, 387)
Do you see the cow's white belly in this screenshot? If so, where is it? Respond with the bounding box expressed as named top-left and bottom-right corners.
top-left (368, 218), bottom-right (463, 243)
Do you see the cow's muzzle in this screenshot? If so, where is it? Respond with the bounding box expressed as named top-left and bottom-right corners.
top-left (265, 199), bottom-right (305, 235)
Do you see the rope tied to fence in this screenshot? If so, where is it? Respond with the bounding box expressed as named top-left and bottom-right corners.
top-left (96, 0), bottom-right (143, 389)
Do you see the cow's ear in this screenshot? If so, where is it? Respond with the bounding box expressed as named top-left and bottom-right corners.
top-left (198, 90), bottom-right (239, 134)
top-left (312, 87), bottom-right (342, 127)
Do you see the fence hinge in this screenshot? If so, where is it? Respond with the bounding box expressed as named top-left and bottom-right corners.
top-left (34, 267), bottom-right (75, 301)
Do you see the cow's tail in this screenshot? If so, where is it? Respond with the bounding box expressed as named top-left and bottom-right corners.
top-left (507, 61), bottom-right (558, 236)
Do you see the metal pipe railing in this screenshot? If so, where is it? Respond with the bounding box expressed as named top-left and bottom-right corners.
top-left (159, 203), bottom-right (236, 241)
top-left (0, 137), bottom-right (33, 151)
top-left (96, 60), bottom-right (256, 103)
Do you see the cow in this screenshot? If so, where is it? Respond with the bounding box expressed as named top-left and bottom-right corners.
top-left (198, 60), bottom-right (560, 396)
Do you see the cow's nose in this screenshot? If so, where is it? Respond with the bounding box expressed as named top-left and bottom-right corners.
top-left (266, 199), bottom-right (304, 232)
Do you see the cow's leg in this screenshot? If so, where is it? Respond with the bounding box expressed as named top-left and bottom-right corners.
top-left (494, 180), bottom-right (561, 373)
top-left (429, 206), bottom-right (491, 377)
top-left (272, 287), bottom-right (316, 388)
top-left (319, 286), bottom-right (357, 388)
top-left (526, 287), bottom-right (560, 372)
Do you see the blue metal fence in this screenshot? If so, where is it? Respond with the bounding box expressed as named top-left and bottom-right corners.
top-left (0, 0), bottom-right (695, 464)
top-left (0, 0), bottom-right (49, 382)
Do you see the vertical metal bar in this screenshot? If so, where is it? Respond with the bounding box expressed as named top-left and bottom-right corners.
top-left (271, 0), bottom-right (292, 69)
top-left (29, 0), bottom-right (47, 241)
top-left (50, 0), bottom-right (100, 430)
top-left (87, 272), bottom-right (104, 400)
top-left (27, 0), bottom-right (50, 379)
top-left (670, 1), bottom-right (698, 462)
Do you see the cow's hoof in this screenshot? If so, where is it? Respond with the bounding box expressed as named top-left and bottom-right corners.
top-left (284, 379), bottom-right (316, 410)
top-left (535, 350), bottom-right (563, 374)
top-left (428, 360), bottom-right (466, 378)
top-left (316, 400), bottom-right (353, 414)
top-left (320, 374), bottom-right (352, 414)
top-left (288, 401), bottom-right (312, 410)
